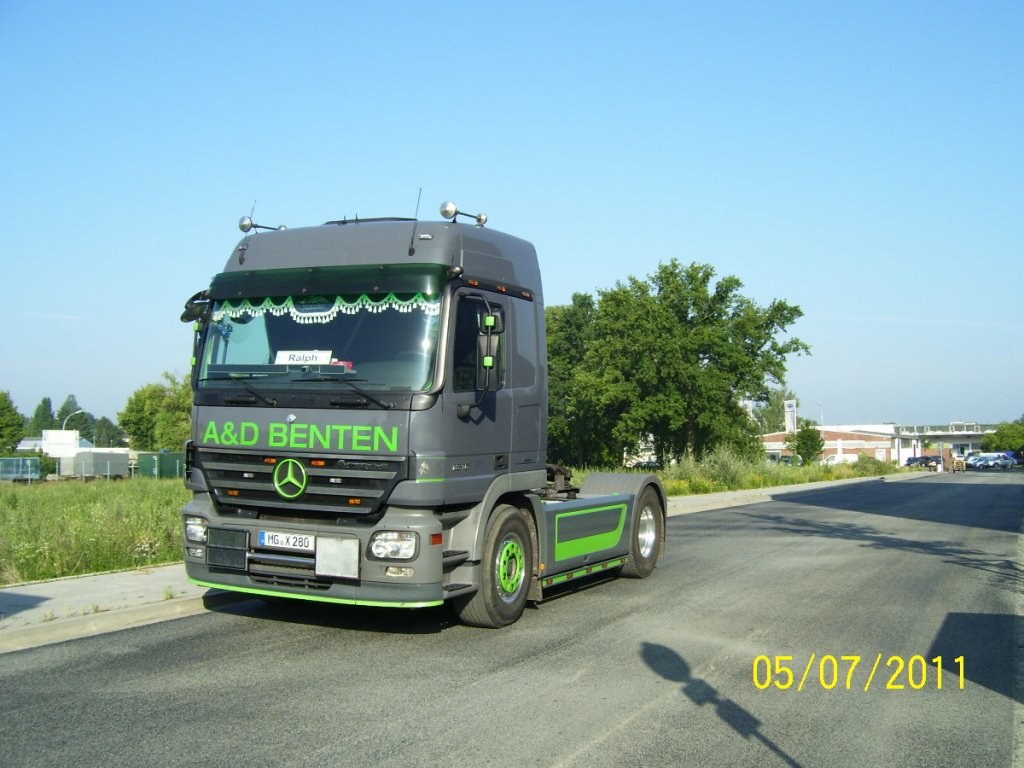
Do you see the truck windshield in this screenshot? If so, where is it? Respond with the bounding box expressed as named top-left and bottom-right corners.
top-left (198, 289), bottom-right (442, 394)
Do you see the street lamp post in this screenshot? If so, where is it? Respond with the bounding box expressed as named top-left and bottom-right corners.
top-left (62, 409), bottom-right (85, 430)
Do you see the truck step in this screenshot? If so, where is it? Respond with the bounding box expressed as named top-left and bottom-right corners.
top-left (442, 550), bottom-right (470, 567)
top-left (443, 583), bottom-right (474, 594)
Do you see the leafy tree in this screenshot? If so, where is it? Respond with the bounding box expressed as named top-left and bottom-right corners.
top-left (547, 259), bottom-right (807, 466)
top-left (119, 384), bottom-right (164, 451)
top-left (786, 425), bottom-right (825, 464)
top-left (547, 294), bottom-right (622, 466)
top-left (0, 392), bottom-right (28, 452)
top-left (119, 372), bottom-right (192, 451)
top-left (27, 397), bottom-right (58, 436)
top-left (981, 421), bottom-right (1024, 455)
top-left (93, 416), bottom-right (125, 448)
top-left (155, 372), bottom-right (192, 450)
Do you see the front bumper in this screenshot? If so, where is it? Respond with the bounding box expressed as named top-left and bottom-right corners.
top-left (183, 493), bottom-right (446, 608)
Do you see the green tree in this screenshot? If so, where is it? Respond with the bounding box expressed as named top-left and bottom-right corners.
top-left (119, 384), bottom-right (163, 451)
top-left (27, 397), bottom-right (57, 436)
top-left (119, 373), bottom-right (192, 451)
top-left (155, 372), bottom-right (192, 450)
top-left (547, 294), bottom-right (623, 466)
top-left (93, 416), bottom-right (125, 448)
top-left (786, 425), bottom-right (825, 464)
top-left (981, 421), bottom-right (1024, 455)
top-left (0, 391), bottom-right (27, 452)
top-left (549, 259), bottom-right (807, 465)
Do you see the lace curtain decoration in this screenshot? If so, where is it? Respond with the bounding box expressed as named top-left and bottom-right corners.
top-left (212, 293), bottom-right (441, 324)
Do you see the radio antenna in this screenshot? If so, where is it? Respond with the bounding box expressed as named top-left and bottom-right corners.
top-left (408, 187), bottom-right (423, 256)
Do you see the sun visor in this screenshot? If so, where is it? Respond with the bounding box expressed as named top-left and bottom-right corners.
top-left (209, 264), bottom-right (447, 301)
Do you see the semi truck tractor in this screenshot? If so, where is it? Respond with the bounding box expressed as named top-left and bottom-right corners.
top-left (180, 201), bottom-right (665, 627)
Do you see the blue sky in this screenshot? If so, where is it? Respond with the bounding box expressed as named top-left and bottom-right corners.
top-left (1, 1), bottom-right (1020, 427)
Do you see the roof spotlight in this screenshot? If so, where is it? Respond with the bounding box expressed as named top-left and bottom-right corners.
top-left (439, 201), bottom-right (487, 227)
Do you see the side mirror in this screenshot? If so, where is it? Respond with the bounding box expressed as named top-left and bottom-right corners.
top-left (180, 290), bottom-right (212, 322)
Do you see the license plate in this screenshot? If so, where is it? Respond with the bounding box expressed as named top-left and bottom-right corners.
top-left (258, 530), bottom-right (315, 552)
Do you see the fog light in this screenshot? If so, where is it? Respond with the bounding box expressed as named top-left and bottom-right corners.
top-left (187, 546), bottom-right (205, 559)
top-left (369, 531), bottom-right (417, 560)
top-left (385, 566), bottom-right (415, 578)
top-left (185, 516), bottom-right (207, 543)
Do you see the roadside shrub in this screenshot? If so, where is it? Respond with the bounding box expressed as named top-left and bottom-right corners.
top-left (851, 455), bottom-right (892, 477)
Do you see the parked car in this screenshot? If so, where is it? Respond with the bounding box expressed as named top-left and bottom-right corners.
top-left (922, 456), bottom-right (943, 468)
top-left (822, 454), bottom-right (859, 466)
top-left (905, 456), bottom-right (928, 468)
top-left (985, 455), bottom-right (1013, 469)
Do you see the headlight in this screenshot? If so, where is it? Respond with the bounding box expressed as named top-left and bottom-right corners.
top-left (369, 531), bottom-right (418, 560)
top-left (185, 516), bottom-right (208, 543)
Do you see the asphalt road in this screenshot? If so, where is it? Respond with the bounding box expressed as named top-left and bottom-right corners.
top-left (1, 471), bottom-right (1020, 768)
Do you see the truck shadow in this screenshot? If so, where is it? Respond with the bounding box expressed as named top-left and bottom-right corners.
top-left (0, 591), bottom-right (48, 622)
top-left (640, 641), bottom-right (803, 767)
top-left (768, 474), bottom-right (1022, 533)
top-left (202, 571), bottom-right (623, 633)
top-left (926, 611), bottom-right (1019, 702)
top-left (739, 511), bottom-right (1020, 594)
top-left (203, 593), bottom-right (459, 634)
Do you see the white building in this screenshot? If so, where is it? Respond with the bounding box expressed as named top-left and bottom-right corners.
top-left (762, 421), bottom-right (996, 464)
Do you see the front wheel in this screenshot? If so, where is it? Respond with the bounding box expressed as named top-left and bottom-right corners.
top-left (454, 505), bottom-right (534, 628)
top-left (621, 486), bottom-right (664, 578)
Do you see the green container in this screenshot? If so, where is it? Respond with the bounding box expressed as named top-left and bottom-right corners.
top-left (137, 451), bottom-right (185, 479)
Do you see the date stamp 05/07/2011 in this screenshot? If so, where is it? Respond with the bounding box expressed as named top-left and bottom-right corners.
top-left (753, 654), bottom-right (966, 692)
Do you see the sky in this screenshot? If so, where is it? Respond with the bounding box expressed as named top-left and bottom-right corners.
top-left (1, 1), bottom-right (1021, 428)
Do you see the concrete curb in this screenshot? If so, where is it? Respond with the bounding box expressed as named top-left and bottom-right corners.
top-left (0, 564), bottom-right (245, 654)
top-left (0, 591), bottom-right (241, 654)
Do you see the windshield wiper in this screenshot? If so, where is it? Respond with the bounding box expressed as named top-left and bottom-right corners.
top-left (201, 370), bottom-right (391, 409)
top-left (288, 373), bottom-right (393, 410)
top-left (199, 375), bottom-right (278, 406)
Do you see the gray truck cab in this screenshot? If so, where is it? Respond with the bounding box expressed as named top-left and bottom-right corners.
top-left (181, 203), bottom-right (664, 627)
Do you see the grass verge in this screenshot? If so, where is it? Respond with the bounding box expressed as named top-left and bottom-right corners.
top-left (574, 450), bottom-right (907, 496)
top-left (1, 452), bottom-right (909, 585)
top-left (0, 479), bottom-right (188, 586)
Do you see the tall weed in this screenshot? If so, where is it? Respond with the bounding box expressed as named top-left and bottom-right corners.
top-left (0, 480), bottom-right (188, 585)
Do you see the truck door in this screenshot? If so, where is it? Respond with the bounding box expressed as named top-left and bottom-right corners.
top-left (441, 293), bottom-right (512, 502)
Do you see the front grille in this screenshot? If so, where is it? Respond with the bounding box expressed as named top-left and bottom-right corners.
top-left (250, 573), bottom-right (333, 591)
top-left (198, 449), bottom-right (406, 521)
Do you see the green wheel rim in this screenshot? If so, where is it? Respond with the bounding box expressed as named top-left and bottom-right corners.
top-left (497, 535), bottom-right (526, 600)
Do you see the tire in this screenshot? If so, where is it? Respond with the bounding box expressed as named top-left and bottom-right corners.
top-left (621, 486), bottom-right (664, 578)
top-left (454, 504), bottom-right (533, 628)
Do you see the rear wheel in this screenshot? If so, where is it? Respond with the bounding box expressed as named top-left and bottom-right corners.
top-left (454, 505), bottom-right (533, 628)
top-left (621, 486), bottom-right (664, 578)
